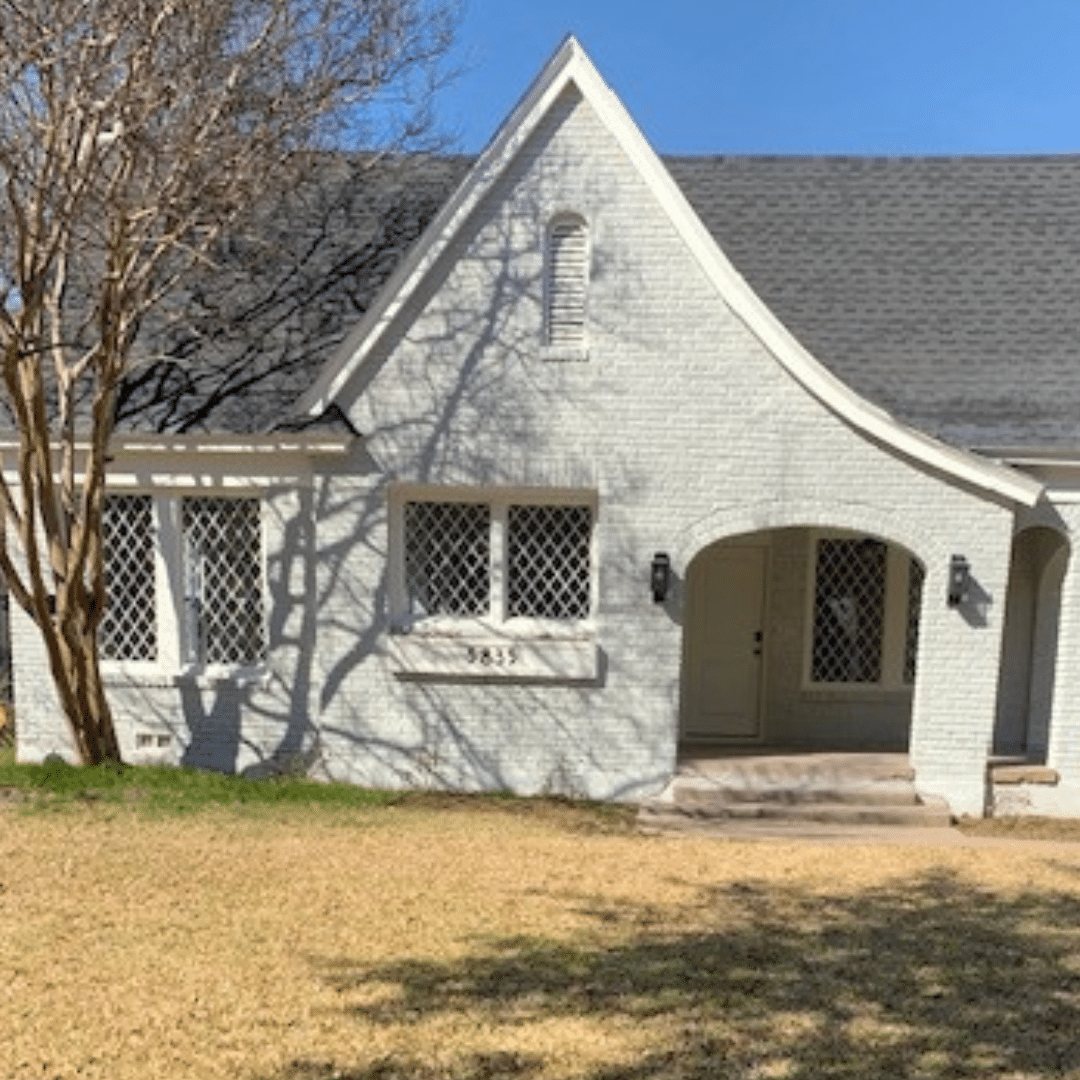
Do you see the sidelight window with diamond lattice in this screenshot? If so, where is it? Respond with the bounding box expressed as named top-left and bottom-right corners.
top-left (182, 497), bottom-right (265, 665)
top-left (102, 495), bottom-right (158, 661)
top-left (808, 533), bottom-right (924, 689)
top-left (811, 538), bottom-right (886, 683)
top-left (903, 559), bottom-right (925, 684)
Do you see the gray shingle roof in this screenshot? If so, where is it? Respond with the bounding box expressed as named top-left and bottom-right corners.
top-left (667, 155), bottom-right (1080, 452)
top-left (114, 155), bottom-right (473, 435)
top-left (117, 152), bottom-right (1080, 452)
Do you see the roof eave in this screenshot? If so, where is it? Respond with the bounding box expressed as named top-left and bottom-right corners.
top-left (0, 432), bottom-right (357, 457)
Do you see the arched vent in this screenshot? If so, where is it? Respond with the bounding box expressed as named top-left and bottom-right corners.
top-left (545, 215), bottom-right (588, 349)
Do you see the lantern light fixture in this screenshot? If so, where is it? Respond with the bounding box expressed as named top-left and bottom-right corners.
top-left (948, 554), bottom-right (971, 608)
top-left (651, 552), bottom-right (671, 604)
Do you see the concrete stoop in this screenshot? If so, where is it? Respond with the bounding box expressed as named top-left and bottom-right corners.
top-left (638, 751), bottom-right (953, 835)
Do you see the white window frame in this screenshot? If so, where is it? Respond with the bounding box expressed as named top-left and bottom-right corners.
top-left (100, 491), bottom-right (268, 680)
top-left (803, 530), bottom-right (922, 693)
top-left (390, 486), bottom-right (598, 639)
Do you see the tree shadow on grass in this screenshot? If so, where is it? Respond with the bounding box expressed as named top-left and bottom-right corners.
top-left (260, 1052), bottom-right (544, 1080)
top-left (266, 868), bottom-right (1080, 1079)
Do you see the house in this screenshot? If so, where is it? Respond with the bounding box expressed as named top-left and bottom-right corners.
top-left (15, 37), bottom-right (1080, 817)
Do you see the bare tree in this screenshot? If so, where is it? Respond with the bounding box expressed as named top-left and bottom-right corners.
top-left (0, 0), bottom-right (459, 765)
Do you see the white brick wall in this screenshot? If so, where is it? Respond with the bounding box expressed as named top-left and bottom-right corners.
top-left (14, 80), bottom-right (1048, 817)
top-left (310, 86), bottom-right (1018, 813)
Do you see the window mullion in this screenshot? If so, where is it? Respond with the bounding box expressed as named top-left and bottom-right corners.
top-left (490, 500), bottom-right (507, 621)
top-left (155, 497), bottom-right (185, 669)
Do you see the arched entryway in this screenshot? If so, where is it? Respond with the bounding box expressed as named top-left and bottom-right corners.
top-left (994, 525), bottom-right (1069, 762)
top-left (679, 527), bottom-right (925, 751)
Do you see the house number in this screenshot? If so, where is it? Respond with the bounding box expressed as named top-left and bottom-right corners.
top-left (466, 645), bottom-right (519, 666)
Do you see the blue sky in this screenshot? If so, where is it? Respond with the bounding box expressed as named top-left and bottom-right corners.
top-left (442, 0), bottom-right (1080, 155)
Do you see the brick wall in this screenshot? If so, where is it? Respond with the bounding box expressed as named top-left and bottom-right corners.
top-left (15, 82), bottom-right (1033, 817)
top-left (311, 85), bottom-right (1017, 814)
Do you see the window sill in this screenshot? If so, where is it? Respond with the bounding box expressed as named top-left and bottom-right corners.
top-left (102, 664), bottom-right (271, 690)
top-left (388, 631), bottom-right (599, 682)
top-left (394, 616), bottom-right (594, 641)
top-left (801, 683), bottom-right (914, 699)
top-left (540, 345), bottom-right (589, 362)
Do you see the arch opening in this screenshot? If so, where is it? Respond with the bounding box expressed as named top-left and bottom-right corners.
top-left (679, 526), bottom-right (924, 753)
top-left (993, 525), bottom-right (1069, 763)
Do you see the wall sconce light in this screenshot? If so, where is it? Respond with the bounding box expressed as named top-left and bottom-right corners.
top-left (948, 554), bottom-right (971, 608)
top-left (651, 552), bottom-right (671, 603)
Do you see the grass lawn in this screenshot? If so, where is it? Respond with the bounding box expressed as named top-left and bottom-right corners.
top-left (6, 751), bottom-right (1080, 1080)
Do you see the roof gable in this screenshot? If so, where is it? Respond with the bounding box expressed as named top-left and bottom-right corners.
top-left (297, 37), bottom-right (1041, 507)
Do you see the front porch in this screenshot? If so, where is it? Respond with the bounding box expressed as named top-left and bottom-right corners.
top-left (641, 747), bottom-right (953, 833)
top-left (640, 746), bottom-right (1066, 833)
top-left (679, 528), bottom-right (922, 753)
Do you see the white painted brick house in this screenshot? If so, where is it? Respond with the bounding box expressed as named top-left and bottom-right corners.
top-left (15, 38), bottom-right (1080, 817)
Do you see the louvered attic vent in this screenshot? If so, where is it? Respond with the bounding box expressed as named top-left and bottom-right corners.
top-left (544, 216), bottom-right (588, 351)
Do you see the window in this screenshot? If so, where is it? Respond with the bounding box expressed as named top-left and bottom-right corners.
top-left (101, 493), bottom-right (265, 669)
top-left (182, 497), bottom-right (265, 665)
top-left (404, 501), bottom-right (491, 618)
top-left (544, 215), bottom-right (588, 352)
top-left (507, 504), bottom-right (591, 619)
top-left (401, 494), bottom-right (593, 626)
top-left (809, 535), bottom-right (923, 688)
top-left (102, 495), bottom-right (158, 661)
top-left (812, 538), bottom-right (886, 683)
top-left (903, 559), bottom-right (925, 685)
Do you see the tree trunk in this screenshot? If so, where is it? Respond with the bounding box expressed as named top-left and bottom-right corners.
top-left (37, 609), bottom-right (122, 766)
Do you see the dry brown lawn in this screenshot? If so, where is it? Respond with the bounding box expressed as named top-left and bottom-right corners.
top-left (5, 801), bottom-right (1080, 1080)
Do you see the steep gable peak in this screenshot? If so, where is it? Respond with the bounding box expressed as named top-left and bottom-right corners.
top-left (296, 35), bottom-right (657, 418)
top-left (297, 38), bottom-right (1041, 508)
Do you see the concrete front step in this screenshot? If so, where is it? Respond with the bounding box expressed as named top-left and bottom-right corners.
top-left (675, 751), bottom-right (915, 785)
top-left (640, 795), bottom-right (953, 831)
top-left (673, 779), bottom-right (923, 808)
top-left (637, 751), bottom-right (954, 835)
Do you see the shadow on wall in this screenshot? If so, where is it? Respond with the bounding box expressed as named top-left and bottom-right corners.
top-left (258, 869), bottom-right (1080, 1080)
top-left (117, 114), bottom-right (674, 790)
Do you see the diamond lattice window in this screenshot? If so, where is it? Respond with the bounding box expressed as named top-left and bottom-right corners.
top-left (101, 495), bottom-right (157, 661)
top-left (182, 497), bottom-right (264, 665)
top-left (812, 538), bottom-right (886, 683)
top-left (545, 216), bottom-right (588, 349)
top-left (507, 504), bottom-right (592, 620)
top-left (904, 558), bottom-right (925, 684)
top-left (404, 501), bottom-right (491, 617)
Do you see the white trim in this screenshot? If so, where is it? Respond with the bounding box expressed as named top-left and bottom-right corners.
top-left (99, 490), bottom-right (268, 683)
top-left (113, 433), bottom-right (353, 456)
top-left (0, 433), bottom-right (354, 491)
top-left (295, 36), bottom-right (1042, 510)
top-left (0, 432), bottom-right (355, 456)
